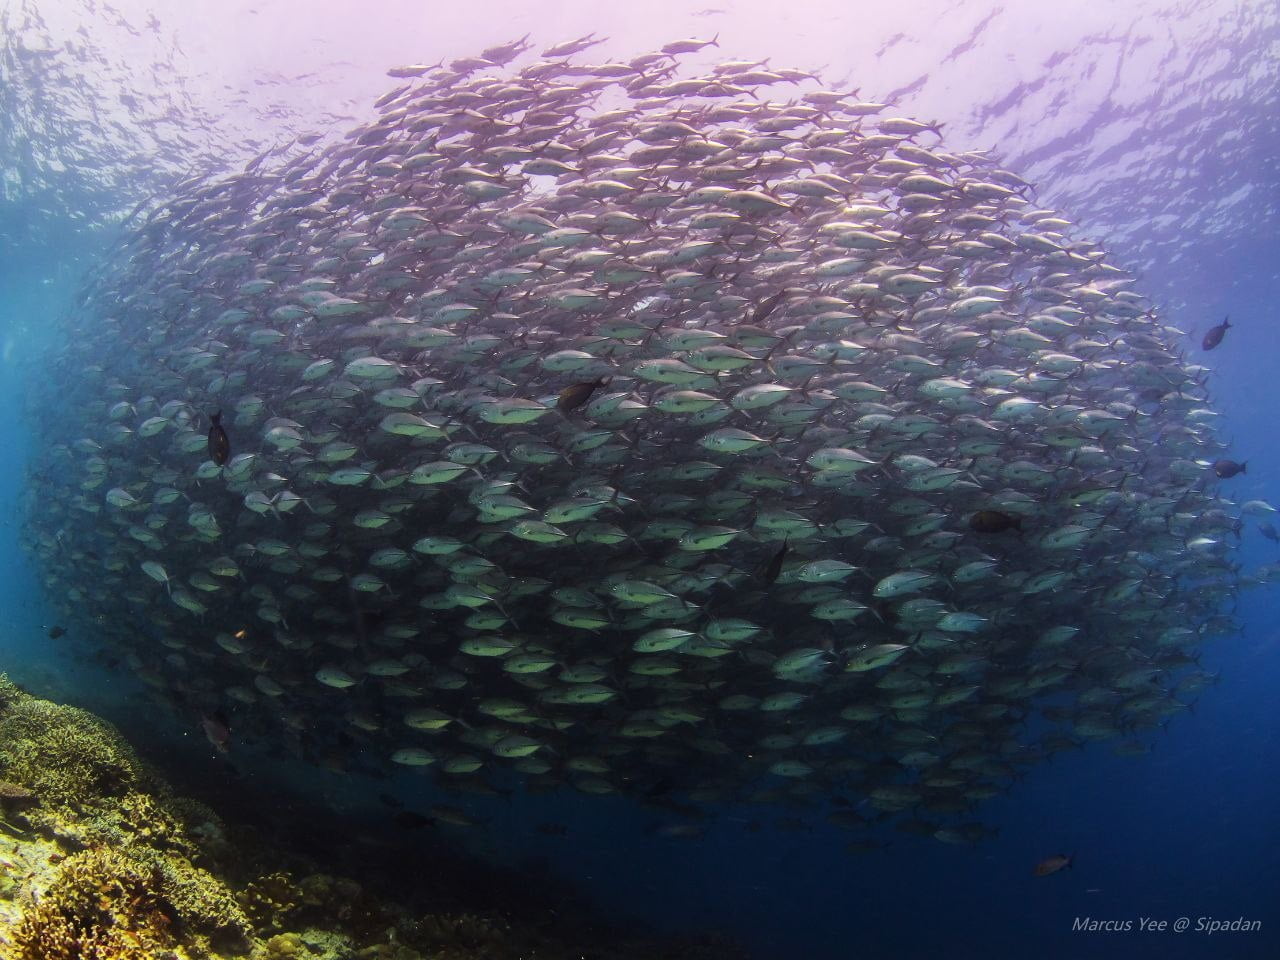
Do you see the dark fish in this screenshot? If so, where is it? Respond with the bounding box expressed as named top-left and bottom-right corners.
top-left (1201, 315), bottom-right (1230, 350)
top-left (207, 410), bottom-right (230, 466)
top-left (761, 539), bottom-right (788, 585)
top-left (536, 822), bottom-right (569, 836)
top-left (750, 288), bottom-right (793, 325)
top-left (557, 376), bottom-right (610, 413)
top-left (1259, 523), bottom-right (1279, 543)
top-left (1034, 853), bottom-right (1073, 876)
top-left (201, 709), bottom-right (231, 754)
top-left (377, 792), bottom-right (403, 809)
top-left (1212, 459), bottom-right (1246, 479)
top-left (969, 510), bottom-right (1023, 533)
top-left (46, 625), bottom-right (66, 639)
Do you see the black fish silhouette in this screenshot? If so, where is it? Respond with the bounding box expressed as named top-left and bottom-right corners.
top-left (1212, 459), bottom-right (1246, 478)
top-left (557, 377), bottom-right (610, 413)
top-left (207, 410), bottom-right (231, 466)
top-left (1202, 315), bottom-right (1230, 350)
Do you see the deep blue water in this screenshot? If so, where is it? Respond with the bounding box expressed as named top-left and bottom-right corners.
top-left (1, 2), bottom-right (1277, 958)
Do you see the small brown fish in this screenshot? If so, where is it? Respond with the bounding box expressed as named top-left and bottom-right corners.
top-left (46, 625), bottom-right (66, 639)
top-left (557, 376), bottom-right (610, 413)
top-left (201, 710), bottom-right (231, 754)
top-left (207, 411), bottom-right (231, 466)
top-left (1034, 853), bottom-right (1073, 877)
top-left (969, 510), bottom-right (1022, 533)
top-left (1202, 315), bottom-right (1230, 350)
top-left (1212, 459), bottom-right (1246, 479)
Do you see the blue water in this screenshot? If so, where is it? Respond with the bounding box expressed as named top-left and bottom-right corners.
top-left (1, 2), bottom-right (1277, 958)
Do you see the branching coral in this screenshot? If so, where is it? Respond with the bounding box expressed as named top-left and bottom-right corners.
top-left (12, 846), bottom-right (180, 960)
top-left (0, 681), bottom-right (223, 861)
top-left (111, 791), bottom-right (190, 852)
top-left (12, 845), bottom-right (253, 959)
top-left (0, 690), bottom-right (138, 814)
top-left (149, 849), bottom-right (254, 951)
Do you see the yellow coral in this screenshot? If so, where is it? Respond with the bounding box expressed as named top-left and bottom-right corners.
top-left (0, 682), bottom-right (231, 866)
top-left (12, 846), bottom-right (178, 960)
top-left (238, 871), bottom-right (300, 932)
top-left (9, 824), bottom-right (252, 958)
top-left (0, 691), bottom-right (138, 813)
top-left (258, 931), bottom-right (305, 958)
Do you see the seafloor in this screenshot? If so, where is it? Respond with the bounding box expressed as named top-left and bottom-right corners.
top-left (0, 676), bottom-right (744, 960)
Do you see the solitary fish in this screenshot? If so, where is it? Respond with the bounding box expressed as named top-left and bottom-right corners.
top-left (1034, 853), bottom-right (1073, 877)
top-left (969, 510), bottom-right (1022, 533)
top-left (201, 710), bottom-right (231, 754)
top-left (1212, 459), bottom-right (1246, 479)
top-left (46, 625), bottom-right (66, 639)
top-left (1201, 315), bottom-right (1230, 350)
top-left (557, 376), bottom-right (610, 413)
top-left (207, 410), bottom-right (231, 466)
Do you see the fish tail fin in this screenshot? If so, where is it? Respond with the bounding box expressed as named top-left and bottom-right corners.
top-left (767, 431), bottom-right (786, 460)
top-left (494, 599), bottom-right (519, 630)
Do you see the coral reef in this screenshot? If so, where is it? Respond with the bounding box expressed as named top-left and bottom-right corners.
top-left (237, 872), bottom-right (298, 933)
top-left (0, 677), bottom-right (138, 815)
top-left (11, 844), bottom-right (251, 959)
top-left (0, 779), bottom-right (37, 806)
top-left (0, 677), bottom-right (748, 960)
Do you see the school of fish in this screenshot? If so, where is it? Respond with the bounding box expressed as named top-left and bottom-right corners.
top-left (19, 34), bottom-right (1257, 846)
